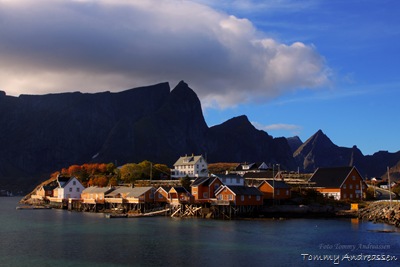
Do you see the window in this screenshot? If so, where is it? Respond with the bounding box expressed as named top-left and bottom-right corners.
top-left (69, 188), bottom-right (72, 192)
top-left (343, 193), bottom-right (347, 199)
top-left (349, 184), bottom-right (353, 189)
top-left (286, 190), bottom-right (289, 196)
top-left (352, 176), bottom-right (356, 181)
top-left (218, 195), bottom-right (222, 200)
top-left (277, 189), bottom-right (280, 195)
top-left (343, 184), bottom-right (347, 189)
top-left (350, 194), bottom-right (353, 199)
top-left (76, 188), bottom-right (80, 192)
top-left (228, 195), bottom-right (233, 200)
top-left (203, 192), bottom-right (208, 198)
top-left (256, 196), bottom-right (260, 201)
top-left (158, 193), bottom-right (163, 199)
top-left (356, 184), bottom-right (359, 189)
top-left (241, 195), bottom-right (244, 201)
top-left (214, 184), bottom-right (220, 191)
top-left (73, 181), bottom-right (76, 185)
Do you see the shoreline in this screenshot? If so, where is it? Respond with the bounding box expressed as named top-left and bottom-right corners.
top-left (358, 201), bottom-right (400, 227)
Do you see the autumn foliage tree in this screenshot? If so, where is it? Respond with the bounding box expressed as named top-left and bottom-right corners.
top-left (52, 161), bottom-right (170, 187)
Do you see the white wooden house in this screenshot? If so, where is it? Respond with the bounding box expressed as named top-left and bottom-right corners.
top-left (52, 176), bottom-right (85, 201)
top-left (171, 154), bottom-right (208, 179)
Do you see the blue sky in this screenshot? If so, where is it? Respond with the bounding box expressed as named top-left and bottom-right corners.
top-left (201, 0), bottom-right (400, 155)
top-left (0, 0), bottom-right (399, 155)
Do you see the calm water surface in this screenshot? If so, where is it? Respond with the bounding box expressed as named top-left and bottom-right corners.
top-left (1, 197), bottom-right (400, 267)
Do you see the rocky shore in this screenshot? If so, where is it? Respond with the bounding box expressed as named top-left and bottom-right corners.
top-left (359, 201), bottom-right (400, 227)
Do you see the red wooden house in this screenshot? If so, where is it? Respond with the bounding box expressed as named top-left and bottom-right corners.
top-left (257, 180), bottom-right (291, 200)
top-left (191, 176), bottom-right (223, 202)
top-left (154, 186), bottom-right (171, 203)
top-left (169, 186), bottom-right (191, 204)
top-left (215, 185), bottom-right (263, 206)
top-left (309, 166), bottom-right (367, 200)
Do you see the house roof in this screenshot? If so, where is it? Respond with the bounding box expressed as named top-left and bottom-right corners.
top-left (191, 177), bottom-right (211, 186)
top-left (213, 173), bottom-right (243, 180)
top-left (216, 185), bottom-right (263, 196)
top-left (82, 186), bottom-right (114, 194)
top-left (260, 180), bottom-right (291, 189)
top-left (105, 186), bottom-right (153, 198)
top-left (155, 186), bottom-right (171, 193)
top-left (42, 185), bottom-right (57, 191)
top-left (56, 176), bottom-right (83, 188)
top-left (126, 187), bottom-right (154, 198)
top-left (170, 186), bottom-right (189, 194)
top-left (191, 176), bottom-right (223, 187)
top-left (106, 186), bottom-right (154, 197)
top-left (309, 166), bottom-right (360, 188)
top-left (173, 155), bottom-right (205, 166)
top-left (57, 176), bottom-right (72, 188)
top-left (235, 162), bottom-right (269, 172)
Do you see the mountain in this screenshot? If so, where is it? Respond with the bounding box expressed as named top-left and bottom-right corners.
top-left (205, 115), bottom-right (296, 170)
top-left (293, 130), bottom-right (400, 179)
top-left (0, 81), bottom-right (295, 191)
top-left (1, 81), bottom-right (400, 192)
top-left (293, 130), bottom-right (365, 172)
top-left (286, 136), bottom-right (303, 153)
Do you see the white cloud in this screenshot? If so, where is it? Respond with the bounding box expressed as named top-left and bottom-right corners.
top-left (0, 0), bottom-right (330, 108)
top-left (252, 121), bottom-right (302, 135)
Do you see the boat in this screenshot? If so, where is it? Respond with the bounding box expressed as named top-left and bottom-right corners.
top-left (16, 205), bottom-right (51, 210)
top-left (105, 213), bottom-right (127, 219)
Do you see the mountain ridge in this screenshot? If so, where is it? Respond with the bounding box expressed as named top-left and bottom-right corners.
top-left (0, 81), bottom-right (399, 191)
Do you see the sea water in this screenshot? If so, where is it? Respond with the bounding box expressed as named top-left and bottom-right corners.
top-left (1, 197), bottom-right (399, 267)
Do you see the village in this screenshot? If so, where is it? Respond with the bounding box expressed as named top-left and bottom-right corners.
top-left (21, 154), bottom-right (380, 219)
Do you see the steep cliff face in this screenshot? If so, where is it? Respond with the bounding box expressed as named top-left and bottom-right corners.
top-left (205, 115), bottom-right (296, 170)
top-left (0, 83), bottom-right (171, 188)
top-left (1, 81), bottom-right (400, 191)
top-left (131, 81), bottom-right (209, 165)
top-left (1, 81), bottom-right (292, 190)
top-left (293, 130), bottom-right (357, 172)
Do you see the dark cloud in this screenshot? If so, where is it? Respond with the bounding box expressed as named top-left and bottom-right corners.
top-left (0, 0), bottom-right (330, 107)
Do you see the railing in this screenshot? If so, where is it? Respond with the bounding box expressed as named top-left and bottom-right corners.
top-left (212, 200), bottom-right (231, 206)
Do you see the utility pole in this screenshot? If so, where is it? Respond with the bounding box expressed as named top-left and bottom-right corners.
top-left (272, 164), bottom-right (275, 204)
top-left (388, 166), bottom-right (392, 209)
top-left (150, 162), bottom-right (153, 182)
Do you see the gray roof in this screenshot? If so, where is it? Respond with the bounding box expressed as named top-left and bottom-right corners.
top-left (106, 186), bottom-right (153, 198)
top-left (174, 155), bottom-right (205, 166)
top-left (82, 186), bottom-right (114, 194)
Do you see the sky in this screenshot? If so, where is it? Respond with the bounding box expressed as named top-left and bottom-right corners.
top-left (0, 0), bottom-right (399, 155)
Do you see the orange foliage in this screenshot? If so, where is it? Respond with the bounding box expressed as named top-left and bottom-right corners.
top-left (87, 176), bottom-right (108, 187)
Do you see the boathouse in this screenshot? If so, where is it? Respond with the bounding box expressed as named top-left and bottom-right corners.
top-left (308, 166), bottom-right (367, 200)
top-left (215, 185), bottom-right (263, 206)
top-left (191, 176), bottom-right (223, 203)
top-left (257, 180), bottom-right (291, 201)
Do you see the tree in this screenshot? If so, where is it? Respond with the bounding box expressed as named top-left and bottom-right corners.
top-left (365, 187), bottom-right (376, 200)
top-left (120, 163), bottom-right (138, 183)
top-left (180, 175), bottom-right (191, 191)
top-left (153, 163), bottom-right (171, 179)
